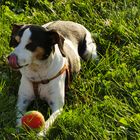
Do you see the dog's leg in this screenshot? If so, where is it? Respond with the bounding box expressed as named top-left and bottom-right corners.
top-left (82, 30), bottom-right (98, 60)
top-left (38, 74), bottom-right (65, 137)
top-left (16, 95), bottom-right (32, 127)
top-left (38, 97), bottom-right (64, 137)
top-left (16, 77), bottom-right (34, 127)
top-left (37, 109), bottom-right (62, 137)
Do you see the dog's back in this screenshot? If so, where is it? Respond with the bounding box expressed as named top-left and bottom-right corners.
top-left (43, 21), bottom-right (98, 73)
top-left (43, 21), bottom-right (86, 48)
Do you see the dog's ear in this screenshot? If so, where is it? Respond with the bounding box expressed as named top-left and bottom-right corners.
top-left (11, 24), bottom-right (23, 34)
top-left (9, 24), bottom-right (23, 47)
top-left (47, 29), bottom-right (66, 57)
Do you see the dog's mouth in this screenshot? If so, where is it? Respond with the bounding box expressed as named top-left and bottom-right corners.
top-left (8, 54), bottom-right (28, 70)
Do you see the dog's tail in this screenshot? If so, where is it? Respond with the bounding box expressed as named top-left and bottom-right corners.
top-left (78, 30), bottom-right (98, 61)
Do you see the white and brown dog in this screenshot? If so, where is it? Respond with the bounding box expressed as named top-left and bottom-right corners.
top-left (8, 21), bottom-right (98, 136)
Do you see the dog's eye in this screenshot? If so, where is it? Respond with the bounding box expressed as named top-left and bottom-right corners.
top-left (26, 43), bottom-right (36, 51)
top-left (9, 36), bottom-right (19, 48)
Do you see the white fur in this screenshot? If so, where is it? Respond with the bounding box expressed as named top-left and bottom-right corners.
top-left (84, 30), bottom-right (98, 59)
top-left (42, 22), bottom-right (54, 28)
top-left (10, 28), bottom-right (32, 67)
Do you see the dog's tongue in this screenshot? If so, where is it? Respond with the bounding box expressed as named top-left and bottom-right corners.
top-left (8, 54), bottom-right (19, 69)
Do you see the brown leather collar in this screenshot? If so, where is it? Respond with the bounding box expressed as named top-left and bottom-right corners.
top-left (31, 64), bottom-right (70, 97)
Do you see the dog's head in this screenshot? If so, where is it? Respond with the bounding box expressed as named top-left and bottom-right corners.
top-left (8, 24), bottom-right (65, 69)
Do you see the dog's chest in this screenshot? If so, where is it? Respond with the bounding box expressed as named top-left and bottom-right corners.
top-left (36, 83), bottom-right (51, 100)
top-left (30, 72), bottom-right (65, 103)
top-left (20, 63), bottom-right (50, 82)
top-left (20, 61), bottom-right (66, 101)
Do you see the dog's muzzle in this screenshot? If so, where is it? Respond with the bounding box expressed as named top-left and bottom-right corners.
top-left (7, 54), bottom-right (27, 69)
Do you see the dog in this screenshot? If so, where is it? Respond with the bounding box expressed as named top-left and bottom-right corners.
top-left (8, 21), bottom-right (98, 136)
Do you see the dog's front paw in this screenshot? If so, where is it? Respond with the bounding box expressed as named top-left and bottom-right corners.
top-left (16, 117), bottom-right (22, 126)
top-left (16, 119), bottom-right (24, 133)
top-left (37, 130), bottom-right (47, 137)
top-left (16, 125), bottom-right (23, 133)
top-left (16, 127), bottom-right (20, 133)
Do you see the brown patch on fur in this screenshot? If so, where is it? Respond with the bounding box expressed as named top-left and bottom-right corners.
top-left (28, 39), bottom-right (32, 44)
top-left (33, 47), bottom-right (45, 60)
top-left (15, 35), bottom-right (21, 43)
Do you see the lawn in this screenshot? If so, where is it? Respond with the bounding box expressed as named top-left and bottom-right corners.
top-left (0, 0), bottom-right (140, 139)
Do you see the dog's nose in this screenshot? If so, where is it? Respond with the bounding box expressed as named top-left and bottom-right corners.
top-left (7, 53), bottom-right (19, 69)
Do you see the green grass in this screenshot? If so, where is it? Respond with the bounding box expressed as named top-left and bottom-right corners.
top-left (0, 0), bottom-right (140, 139)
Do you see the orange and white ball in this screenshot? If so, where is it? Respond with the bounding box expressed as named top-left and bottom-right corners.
top-left (21, 111), bottom-right (45, 131)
